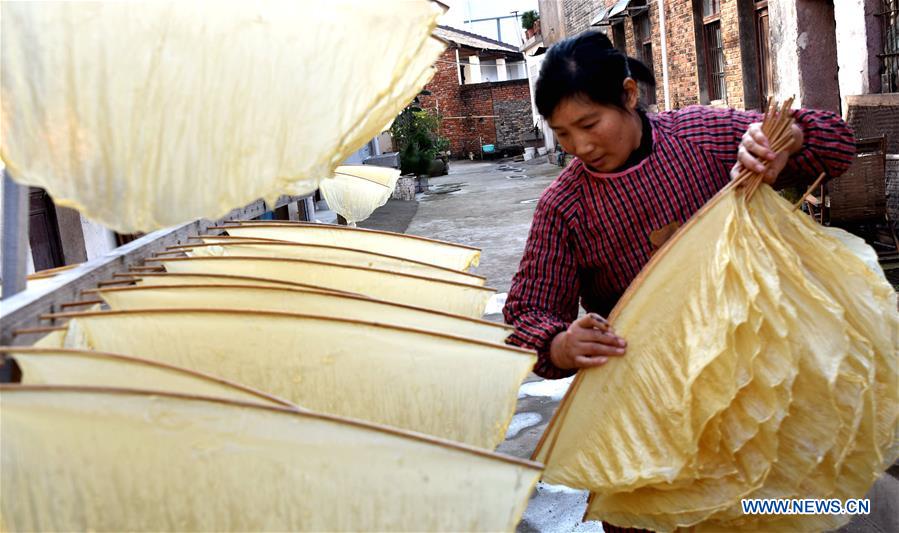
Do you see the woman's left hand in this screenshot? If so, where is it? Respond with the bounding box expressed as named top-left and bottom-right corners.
top-left (730, 123), bottom-right (804, 184)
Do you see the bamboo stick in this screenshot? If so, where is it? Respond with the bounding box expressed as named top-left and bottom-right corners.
top-left (12, 326), bottom-right (67, 337)
top-left (59, 299), bottom-right (103, 310)
top-left (792, 173), bottom-right (827, 212)
top-left (743, 97), bottom-right (797, 202)
top-left (129, 265), bottom-right (165, 272)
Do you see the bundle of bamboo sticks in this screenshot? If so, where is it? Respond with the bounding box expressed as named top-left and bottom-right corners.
top-left (732, 96), bottom-right (826, 207)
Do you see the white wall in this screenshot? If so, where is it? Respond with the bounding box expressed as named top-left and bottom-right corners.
top-left (524, 52), bottom-right (555, 152)
top-left (769, 0), bottom-right (803, 107)
top-left (0, 177), bottom-right (35, 278)
top-left (834, 0), bottom-right (871, 115)
top-left (496, 58), bottom-right (508, 81)
top-left (468, 55), bottom-right (482, 83)
top-left (80, 214), bottom-right (117, 261)
top-left (463, 56), bottom-right (527, 84)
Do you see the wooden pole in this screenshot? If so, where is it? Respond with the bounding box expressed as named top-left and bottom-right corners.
top-left (2, 169), bottom-right (28, 299)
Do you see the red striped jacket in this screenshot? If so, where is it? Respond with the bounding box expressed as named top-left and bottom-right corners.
top-left (503, 105), bottom-right (855, 379)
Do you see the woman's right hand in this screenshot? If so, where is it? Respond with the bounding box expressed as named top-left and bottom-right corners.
top-left (549, 313), bottom-right (627, 370)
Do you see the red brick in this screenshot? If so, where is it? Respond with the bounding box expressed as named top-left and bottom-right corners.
top-left (543, 0), bottom-right (755, 111)
top-left (419, 49), bottom-right (534, 157)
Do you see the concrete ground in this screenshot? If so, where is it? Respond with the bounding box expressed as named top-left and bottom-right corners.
top-left (358, 159), bottom-right (898, 533)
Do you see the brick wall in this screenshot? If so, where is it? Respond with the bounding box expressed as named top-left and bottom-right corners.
top-left (458, 83), bottom-right (497, 156)
top-left (720, 0), bottom-right (746, 109)
top-left (419, 48), bottom-right (467, 156)
top-left (665, 0), bottom-right (747, 109)
top-left (554, 1), bottom-right (757, 111)
top-left (888, 160), bottom-right (899, 226)
top-left (492, 80), bottom-right (534, 149)
top-left (563, 0), bottom-right (599, 36)
top-left (664, 1), bottom-right (698, 108)
top-left (420, 48), bottom-right (533, 157)
top-left (419, 48), bottom-right (461, 136)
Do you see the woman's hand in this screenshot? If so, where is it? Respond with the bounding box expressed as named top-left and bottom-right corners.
top-left (730, 123), bottom-right (803, 184)
top-left (549, 313), bottom-right (627, 370)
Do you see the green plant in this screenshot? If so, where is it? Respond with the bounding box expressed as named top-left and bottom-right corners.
top-left (521, 10), bottom-right (539, 30)
top-left (390, 95), bottom-right (449, 176)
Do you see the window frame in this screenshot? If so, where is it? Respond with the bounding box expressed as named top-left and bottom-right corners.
top-left (632, 12), bottom-right (657, 106)
top-left (754, 1), bottom-right (772, 105)
top-left (880, 0), bottom-right (899, 93)
top-left (702, 16), bottom-right (727, 102)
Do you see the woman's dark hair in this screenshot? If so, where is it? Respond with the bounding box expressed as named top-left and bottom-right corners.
top-left (535, 31), bottom-right (656, 119)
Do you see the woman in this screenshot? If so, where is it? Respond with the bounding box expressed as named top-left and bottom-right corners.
top-left (503, 31), bottom-right (855, 380)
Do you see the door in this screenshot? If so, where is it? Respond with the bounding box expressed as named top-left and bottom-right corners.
top-left (28, 188), bottom-right (65, 271)
top-left (755, 1), bottom-right (772, 106)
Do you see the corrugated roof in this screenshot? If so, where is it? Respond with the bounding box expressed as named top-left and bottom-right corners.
top-left (609, 0), bottom-right (632, 18)
top-left (591, 7), bottom-right (610, 26)
top-left (434, 25), bottom-right (520, 54)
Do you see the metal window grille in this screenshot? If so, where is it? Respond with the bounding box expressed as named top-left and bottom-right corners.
top-left (704, 20), bottom-right (726, 101)
top-left (880, 0), bottom-right (899, 93)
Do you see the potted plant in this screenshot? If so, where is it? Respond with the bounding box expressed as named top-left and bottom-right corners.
top-left (390, 93), bottom-right (450, 190)
top-left (521, 10), bottom-right (540, 39)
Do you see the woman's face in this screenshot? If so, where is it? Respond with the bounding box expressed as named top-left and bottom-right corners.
top-left (547, 82), bottom-right (642, 173)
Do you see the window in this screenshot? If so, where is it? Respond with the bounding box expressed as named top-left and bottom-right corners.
top-left (882, 0), bottom-right (899, 93)
top-left (755, 1), bottom-right (772, 104)
top-left (633, 13), bottom-right (656, 105)
top-left (612, 21), bottom-right (627, 52)
top-left (506, 61), bottom-right (527, 80)
top-left (480, 59), bottom-right (499, 82)
top-left (701, 1), bottom-right (726, 101)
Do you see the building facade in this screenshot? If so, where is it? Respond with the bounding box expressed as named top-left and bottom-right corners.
top-left (533, 0), bottom-right (897, 113)
top-left (528, 0), bottom-right (898, 220)
top-left (419, 26), bottom-right (536, 158)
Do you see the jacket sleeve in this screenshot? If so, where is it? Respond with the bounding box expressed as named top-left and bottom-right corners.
top-left (776, 108), bottom-right (856, 189)
top-left (503, 196), bottom-right (581, 379)
top-left (673, 105), bottom-right (856, 189)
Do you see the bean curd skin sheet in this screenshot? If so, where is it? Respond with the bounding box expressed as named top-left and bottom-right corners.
top-left (537, 186), bottom-right (898, 532)
top-left (96, 284), bottom-right (511, 343)
top-left (8, 348), bottom-right (292, 407)
top-left (0, 388), bottom-right (542, 532)
top-left (39, 309), bottom-right (535, 450)
top-left (154, 256), bottom-right (493, 317)
top-left (1, 2), bottom-right (445, 232)
top-left (221, 224), bottom-right (481, 271)
top-left (183, 241), bottom-right (485, 286)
